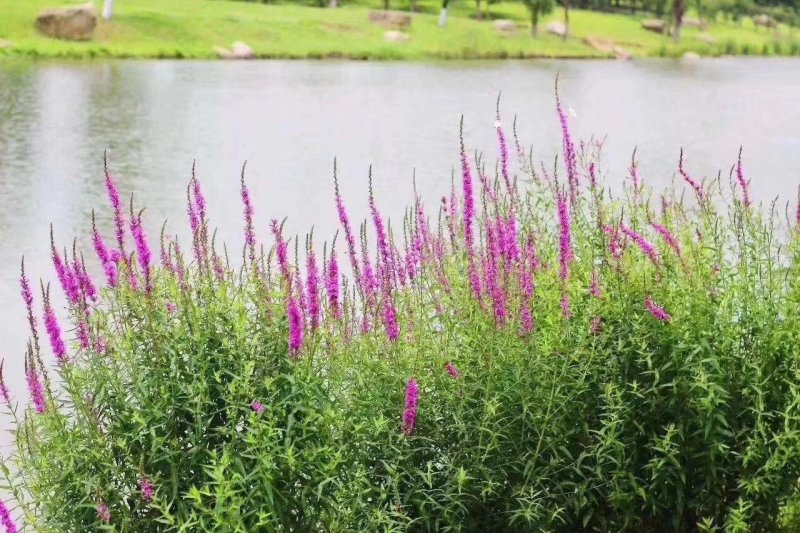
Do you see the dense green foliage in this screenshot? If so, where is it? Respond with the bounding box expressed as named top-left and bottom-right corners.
top-left (4, 96), bottom-right (800, 531)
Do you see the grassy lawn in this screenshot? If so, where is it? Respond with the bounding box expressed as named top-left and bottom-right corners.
top-left (0, 0), bottom-right (798, 59)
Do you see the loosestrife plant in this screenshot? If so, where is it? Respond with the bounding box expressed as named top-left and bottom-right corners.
top-left (2, 88), bottom-right (800, 531)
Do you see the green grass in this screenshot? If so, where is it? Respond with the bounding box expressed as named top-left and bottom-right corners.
top-left (0, 0), bottom-right (798, 60)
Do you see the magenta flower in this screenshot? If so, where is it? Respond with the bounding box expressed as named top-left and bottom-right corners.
top-left (495, 118), bottom-right (512, 193)
top-left (251, 400), bottom-right (266, 414)
top-left (288, 296), bottom-right (303, 356)
top-left (333, 163), bottom-right (362, 287)
top-left (96, 501), bottom-right (111, 524)
top-left (139, 477), bottom-right (155, 502)
top-left (588, 161), bottom-right (598, 189)
top-left (92, 217), bottom-right (119, 288)
top-left (557, 187), bottom-right (573, 282)
top-left (191, 175), bottom-right (207, 225)
top-left (0, 362), bottom-right (10, 405)
top-left (43, 290), bottom-right (68, 364)
top-left (604, 225), bottom-right (623, 261)
top-left (104, 165), bottom-right (127, 256)
top-left (651, 223), bottom-right (682, 259)
top-left (629, 157), bottom-right (642, 196)
top-left (270, 219), bottom-right (291, 288)
top-left (556, 85), bottom-right (579, 201)
top-left (20, 259), bottom-right (40, 347)
top-left (621, 224), bottom-right (659, 265)
top-left (736, 148), bottom-right (751, 209)
top-left (460, 126), bottom-right (482, 300)
top-left (444, 362), bottom-right (460, 379)
top-left (326, 241), bottom-right (341, 319)
top-left (560, 293), bottom-right (572, 320)
top-left (590, 316), bottom-right (602, 335)
top-left (306, 243), bottom-right (321, 332)
top-left (590, 269), bottom-right (602, 298)
top-left (51, 239), bottom-right (80, 306)
top-left (0, 499), bottom-right (18, 533)
top-left (240, 168), bottom-right (258, 266)
top-left (402, 378), bottom-right (419, 436)
top-left (485, 219), bottom-right (507, 326)
top-left (165, 302), bottom-right (177, 314)
top-left (382, 295), bottom-right (400, 342)
top-left (130, 210), bottom-right (152, 294)
top-left (77, 318), bottom-right (90, 350)
top-left (645, 296), bottom-right (671, 322)
top-left (679, 149), bottom-right (706, 203)
top-left (26, 364), bottom-right (46, 414)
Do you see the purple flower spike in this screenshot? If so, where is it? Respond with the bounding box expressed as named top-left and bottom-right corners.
top-left (402, 378), bottom-right (419, 436)
top-left (96, 501), bottom-right (111, 524)
top-left (645, 296), bottom-right (671, 322)
top-left (736, 148), bottom-right (751, 209)
top-left (444, 362), bottom-right (460, 379)
top-left (326, 245), bottom-right (341, 320)
top-left (556, 82), bottom-right (579, 202)
top-left (43, 291), bottom-right (68, 364)
top-left (679, 149), bottom-right (706, 203)
top-left (139, 478), bottom-right (155, 502)
top-left (590, 269), bottom-right (602, 298)
top-left (460, 122), bottom-right (481, 300)
top-left (306, 243), bottom-right (321, 332)
top-left (251, 400), bottom-right (265, 414)
top-left (620, 224), bottom-right (659, 266)
top-left (288, 296), bottom-right (303, 356)
top-left (651, 223), bottom-right (682, 259)
top-left (382, 296), bottom-right (399, 342)
top-left (0, 499), bottom-right (18, 533)
top-left (0, 362), bottom-right (11, 405)
top-left (240, 166), bottom-right (257, 266)
top-left (26, 365), bottom-right (46, 414)
top-left (333, 161), bottom-right (362, 288)
top-left (104, 163), bottom-right (127, 256)
top-left (495, 118), bottom-right (512, 193)
top-left (557, 188), bottom-right (573, 282)
top-left (560, 293), bottom-right (572, 320)
top-left (270, 219), bottom-right (291, 287)
top-left (130, 210), bottom-right (152, 294)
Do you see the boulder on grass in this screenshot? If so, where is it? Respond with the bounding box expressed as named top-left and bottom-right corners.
top-left (546, 21), bottom-right (567, 37)
top-left (698, 33), bottom-right (716, 44)
top-left (494, 19), bottom-right (516, 34)
top-left (682, 51), bottom-right (701, 60)
top-left (641, 19), bottom-right (667, 34)
top-left (583, 35), bottom-right (615, 54)
top-left (752, 14), bottom-right (777, 28)
top-left (368, 10), bottom-right (411, 30)
top-left (0, 39), bottom-right (13, 50)
top-left (683, 17), bottom-right (707, 30)
top-left (384, 30), bottom-right (409, 43)
top-left (214, 41), bottom-right (255, 59)
top-left (613, 45), bottom-right (631, 60)
top-left (35, 2), bottom-right (97, 41)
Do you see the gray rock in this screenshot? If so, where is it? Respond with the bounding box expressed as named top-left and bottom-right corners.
top-left (546, 21), bottom-right (567, 37)
top-left (641, 19), bottom-right (667, 34)
top-left (682, 51), bottom-right (701, 60)
top-left (368, 10), bottom-right (411, 30)
top-left (214, 41), bottom-right (255, 59)
top-left (35, 2), bottom-right (97, 41)
top-left (494, 19), bottom-right (516, 34)
top-left (384, 30), bottom-right (409, 43)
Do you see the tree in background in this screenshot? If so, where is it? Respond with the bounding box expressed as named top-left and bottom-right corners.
top-left (524, 0), bottom-right (556, 35)
top-left (439, 0), bottom-right (450, 26)
top-left (102, 0), bottom-right (114, 20)
top-left (673, 0), bottom-right (688, 40)
top-left (563, 0), bottom-right (570, 39)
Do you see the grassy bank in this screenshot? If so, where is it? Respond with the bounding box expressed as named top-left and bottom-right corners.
top-left (0, 0), bottom-right (799, 59)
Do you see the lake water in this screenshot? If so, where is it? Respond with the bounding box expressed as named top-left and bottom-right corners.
top-left (1, 58), bottom-right (799, 406)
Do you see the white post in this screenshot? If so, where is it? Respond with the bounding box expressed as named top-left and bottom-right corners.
top-left (102, 0), bottom-right (114, 21)
top-left (438, 7), bottom-right (448, 26)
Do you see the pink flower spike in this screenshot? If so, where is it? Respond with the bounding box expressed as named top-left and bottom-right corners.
top-left (251, 400), bottom-right (266, 414)
top-left (402, 378), bottom-right (419, 436)
top-left (97, 501), bottom-right (111, 524)
top-left (139, 478), bottom-right (155, 502)
top-left (645, 296), bottom-right (671, 322)
top-left (0, 499), bottom-right (18, 533)
top-left (444, 362), bottom-right (460, 379)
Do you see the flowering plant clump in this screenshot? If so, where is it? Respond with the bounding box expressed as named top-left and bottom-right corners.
top-left (3, 88), bottom-right (800, 531)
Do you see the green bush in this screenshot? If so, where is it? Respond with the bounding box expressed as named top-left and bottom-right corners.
top-left (3, 94), bottom-right (800, 531)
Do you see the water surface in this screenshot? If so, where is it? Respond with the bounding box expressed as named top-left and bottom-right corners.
top-left (1, 57), bottom-right (799, 406)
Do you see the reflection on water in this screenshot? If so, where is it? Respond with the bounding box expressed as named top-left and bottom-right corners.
top-left (1, 58), bottom-right (799, 403)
